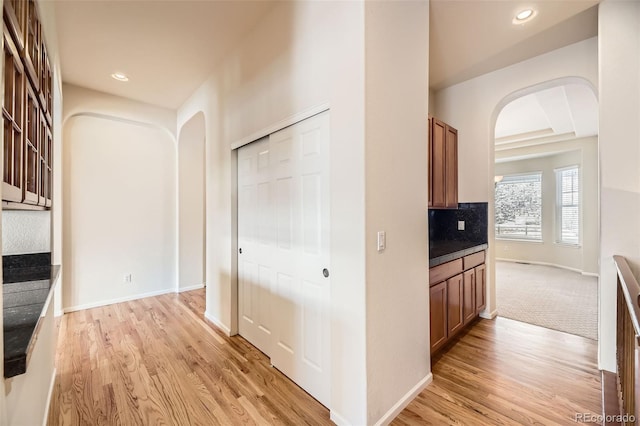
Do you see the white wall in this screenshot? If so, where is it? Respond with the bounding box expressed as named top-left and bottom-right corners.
top-left (364, 1), bottom-right (430, 423)
top-left (177, 2), bottom-right (368, 423)
top-left (178, 113), bottom-right (205, 290)
top-left (434, 37), bottom-right (597, 323)
top-left (598, 0), bottom-right (640, 372)
top-left (63, 109), bottom-right (176, 311)
top-left (2, 211), bottom-right (51, 255)
top-left (495, 137), bottom-right (598, 275)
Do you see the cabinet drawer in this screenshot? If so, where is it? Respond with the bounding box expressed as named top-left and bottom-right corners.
top-left (463, 251), bottom-right (485, 270)
top-left (430, 258), bottom-right (463, 285)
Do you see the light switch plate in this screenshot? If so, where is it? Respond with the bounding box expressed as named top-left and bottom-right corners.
top-left (458, 221), bottom-right (465, 231)
top-left (377, 231), bottom-right (386, 251)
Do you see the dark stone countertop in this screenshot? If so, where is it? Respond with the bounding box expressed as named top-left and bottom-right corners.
top-left (429, 241), bottom-right (488, 268)
top-left (3, 253), bottom-right (60, 378)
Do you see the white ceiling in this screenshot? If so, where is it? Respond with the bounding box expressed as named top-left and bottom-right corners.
top-left (53, 0), bottom-right (600, 110)
top-left (495, 83), bottom-right (598, 149)
top-left (430, 0), bottom-right (599, 91)
top-left (54, 0), bottom-right (276, 109)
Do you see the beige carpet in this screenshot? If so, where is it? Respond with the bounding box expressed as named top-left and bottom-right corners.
top-left (496, 261), bottom-right (598, 340)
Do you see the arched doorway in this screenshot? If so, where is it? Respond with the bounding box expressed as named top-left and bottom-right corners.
top-left (177, 112), bottom-right (206, 291)
top-left (490, 77), bottom-right (599, 340)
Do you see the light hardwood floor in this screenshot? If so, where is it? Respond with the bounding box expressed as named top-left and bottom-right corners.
top-left (48, 290), bottom-right (602, 425)
top-left (394, 317), bottom-right (602, 425)
top-left (47, 290), bottom-right (332, 425)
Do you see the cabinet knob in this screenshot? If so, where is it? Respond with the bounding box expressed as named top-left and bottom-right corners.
top-left (239, 248), bottom-right (243, 254)
top-left (323, 268), bottom-right (329, 278)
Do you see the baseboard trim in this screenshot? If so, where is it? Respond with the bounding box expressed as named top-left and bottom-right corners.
top-left (42, 367), bottom-right (57, 426)
top-left (204, 310), bottom-right (231, 336)
top-left (63, 288), bottom-right (174, 313)
top-left (177, 283), bottom-right (205, 293)
top-left (496, 258), bottom-right (596, 276)
top-left (330, 409), bottom-right (353, 426)
top-left (480, 309), bottom-right (498, 320)
top-left (373, 373), bottom-right (433, 426)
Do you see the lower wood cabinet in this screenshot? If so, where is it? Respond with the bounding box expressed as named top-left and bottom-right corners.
top-left (429, 281), bottom-right (447, 353)
top-left (447, 274), bottom-right (463, 336)
top-left (475, 263), bottom-right (486, 312)
top-left (429, 250), bottom-right (486, 355)
top-left (463, 268), bottom-right (476, 324)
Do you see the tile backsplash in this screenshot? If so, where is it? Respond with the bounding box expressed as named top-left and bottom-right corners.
top-left (429, 202), bottom-right (488, 244)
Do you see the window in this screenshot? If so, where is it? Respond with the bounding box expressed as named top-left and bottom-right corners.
top-left (495, 172), bottom-right (542, 240)
top-left (556, 166), bottom-right (579, 245)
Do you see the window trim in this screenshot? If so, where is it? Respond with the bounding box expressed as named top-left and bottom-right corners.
top-left (555, 165), bottom-right (580, 246)
top-left (494, 171), bottom-right (543, 242)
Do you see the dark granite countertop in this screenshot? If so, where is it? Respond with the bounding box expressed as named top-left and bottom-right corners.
top-left (3, 253), bottom-right (60, 378)
top-left (429, 241), bottom-right (488, 268)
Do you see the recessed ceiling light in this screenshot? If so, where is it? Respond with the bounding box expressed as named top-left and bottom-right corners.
top-left (513, 8), bottom-right (536, 24)
top-left (111, 72), bottom-right (129, 82)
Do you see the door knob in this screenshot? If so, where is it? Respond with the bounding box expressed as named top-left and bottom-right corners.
top-left (323, 268), bottom-right (329, 278)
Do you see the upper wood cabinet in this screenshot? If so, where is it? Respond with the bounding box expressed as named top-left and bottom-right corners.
top-left (23, 0), bottom-right (40, 91)
top-left (23, 81), bottom-right (39, 204)
top-left (2, 26), bottom-right (24, 202)
top-left (428, 116), bottom-right (458, 209)
top-left (2, 1), bottom-right (54, 209)
top-left (39, 42), bottom-right (51, 123)
top-left (3, 0), bottom-right (26, 51)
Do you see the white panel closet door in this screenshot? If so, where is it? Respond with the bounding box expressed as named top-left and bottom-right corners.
top-left (238, 137), bottom-right (274, 356)
top-left (237, 111), bottom-right (330, 408)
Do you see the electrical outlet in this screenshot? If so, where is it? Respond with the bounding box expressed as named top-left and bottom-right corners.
top-left (458, 220), bottom-right (465, 231)
top-left (124, 273), bottom-right (132, 283)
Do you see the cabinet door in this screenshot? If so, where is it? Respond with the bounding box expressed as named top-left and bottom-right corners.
top-left (4, 0), bottom-right (26, 50)
top-left (475, 263), bottom-right (486, 313)
top-left (431, 118), bottom-right (446, 208)
top-left (445, 124), bottom-right (458, 208)
top-left (23, 82), bottom-right (39, 204)
top-left (23, 0), bottom-right (40, 91)
top-left (429, 281), bottom-right (447, 354)
top-left (2, 28), bottom-right (25, 202)
top-left (463, 268), bottom-right (476, 324)
top-left (447, 273), bottom-right (464, 336)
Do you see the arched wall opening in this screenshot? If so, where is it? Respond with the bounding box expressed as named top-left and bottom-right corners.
top-left (488, 76), bottom-right (599, 334)
top-left (62, 113), bottom-right (177, 311)
top-left (177, 112), bottom-right (206, 291)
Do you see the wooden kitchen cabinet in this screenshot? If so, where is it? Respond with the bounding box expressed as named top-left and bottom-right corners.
top-left (429, 281), bottom-right (447, 354)
top-left (463, 268), bottom-right (476, 324)
top-left (447, 273), bottom-right (464, 336)
top-left (38, 111), bottom-right (51, 206)
top-left (3, 0), bottom-right (26, 50)
top-left (475, 263), bottom-right (486, 313)
top-left (2, 2), bottom-right (54, 209)
top-left (429, 250), bottom-right (486, 355)
top-left (23, 0), bottom-right (40, 91)
top-left (3, 26), bottom-right (24, 202)
top-left (428, 117), bottom-right (458, 208)
top-left (24, 82), bottom-right (38, 204)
